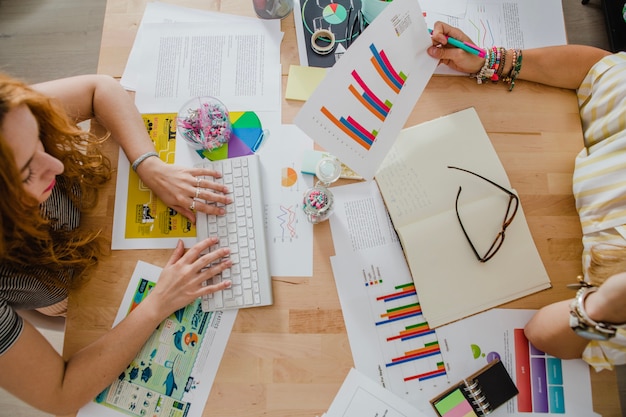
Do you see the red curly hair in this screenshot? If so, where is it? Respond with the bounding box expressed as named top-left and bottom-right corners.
top-left (0, 73), bottom-right (112, 289)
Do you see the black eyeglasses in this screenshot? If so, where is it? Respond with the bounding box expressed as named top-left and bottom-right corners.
top-left (448, 166), bottom-right (519, 263)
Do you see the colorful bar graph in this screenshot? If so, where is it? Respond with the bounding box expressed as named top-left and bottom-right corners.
top-left (387, 341), bottom-right (442, 367)
top-left (370, 281), bottom-right (447, 385)
top-left (320, 106), bottom-right (375, 150)
top-left (405, 362), bottom-right (447, 382)
top-left (319, 42), bottom-right (407, 151)
top-left (369, 44), bottom-right (407, 93)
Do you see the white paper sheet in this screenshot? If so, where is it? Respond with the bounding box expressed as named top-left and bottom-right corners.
top-left (324, 368), bottom-right (427, 417)
top-left (121, 2), bottom-right (281, 91)
top-left (435, 309), bottom-right (600, 417)
top-left (133, 21), bottom-right (282, 114)
top-left (294, 0), bottom-right (439, 179)
top-left (328, 180), bottom-right (398, 257)
top-left (78, 260), bottom-right (237, 417)
top-left (255, 123), bottom-right (315, 277)
top-left (330, 245), bottom-right (449, 416)
top-left (425, 0), bottom-right (567, 75)
top-left (419, 0), bottom-right (468, 18)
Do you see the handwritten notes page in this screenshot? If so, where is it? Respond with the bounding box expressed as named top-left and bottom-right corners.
top-left (374, 108), bottom-right (550, 328)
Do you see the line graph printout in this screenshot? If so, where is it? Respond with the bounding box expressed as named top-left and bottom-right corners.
top-left (256, 124), bottom-right (315, 277)
top-left (330, 244), bottom-right (450, 415)
top-left (423, 0), bottom-right (566, 75)
top-left (295, 0), bottom-right (438, 180)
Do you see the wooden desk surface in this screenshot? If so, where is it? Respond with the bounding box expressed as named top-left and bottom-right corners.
top-left (63, 1), bottom-right (620, 416)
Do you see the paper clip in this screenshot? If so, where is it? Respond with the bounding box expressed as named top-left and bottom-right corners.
top-left (252, 129), bottom-right (270, 152)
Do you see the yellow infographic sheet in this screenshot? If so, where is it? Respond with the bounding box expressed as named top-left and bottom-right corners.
top-left (124, 113), bottom-right (195, 240)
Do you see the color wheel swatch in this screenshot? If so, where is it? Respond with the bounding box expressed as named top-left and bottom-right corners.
top-left (199, 111), bottom-right (264, 160)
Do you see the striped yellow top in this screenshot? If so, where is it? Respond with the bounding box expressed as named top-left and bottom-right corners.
top-left (573, 51), bottom-right (626, 370)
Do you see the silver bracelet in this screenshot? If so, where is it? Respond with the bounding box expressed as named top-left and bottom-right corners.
top-left (131, 151), bottom-right (159, 172)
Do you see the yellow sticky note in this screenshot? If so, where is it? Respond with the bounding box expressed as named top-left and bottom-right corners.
top-left (285, 65), bottom-right (328, 101)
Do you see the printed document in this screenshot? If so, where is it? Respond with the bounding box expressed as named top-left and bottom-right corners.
top-left (78, 261), bottom-right (237, 417)
top-left (133, 21), bottom-right (282, 113)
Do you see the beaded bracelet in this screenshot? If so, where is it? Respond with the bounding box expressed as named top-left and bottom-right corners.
top-left (473, 50), bottom-right (495, 84)
top-left (473, 47), bottom-right (523, 91)
top-left (131, 151), bottom-right (159, 172)
top-left (504, 49), bottom-right (522, 91)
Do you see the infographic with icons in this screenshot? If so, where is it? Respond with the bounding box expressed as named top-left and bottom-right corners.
top-left (79, 262), bottom-right (237, 417)
top-left (330, 244), bottom-right (450, 415)
top-left (294, 0), bottom-right (365, 68)
top-left (435, 309), bottom-right (598, 416)
top-left (122, 113), bottom-right (193, 241)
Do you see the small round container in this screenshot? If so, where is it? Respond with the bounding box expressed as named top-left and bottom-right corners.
top-left (252, 0), bottom-right (293, 19)
top-left (302, 156), bottom-right (342, 224)
top-left (176, 96), bottom-right (232, 152)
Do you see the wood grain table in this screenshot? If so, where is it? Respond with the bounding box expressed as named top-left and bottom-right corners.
top-left (62, 1), bottom-right (621, 416)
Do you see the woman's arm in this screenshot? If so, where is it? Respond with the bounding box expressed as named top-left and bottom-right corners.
top-left (525, 272), bottom-right (626, 359)
top-left (523, 299), bottom-right (589, 359)
top-left (0, 238), bottom-right (231, 415)
top-left (31, 75), bottom-right (231, 222)
top-left (428, 21), bottom-right (611, 90)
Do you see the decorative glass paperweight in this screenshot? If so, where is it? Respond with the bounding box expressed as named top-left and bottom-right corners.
top-left (176, 96), bottom-right (232, 152)
top-left (302, 156), bottom-right (342, 224)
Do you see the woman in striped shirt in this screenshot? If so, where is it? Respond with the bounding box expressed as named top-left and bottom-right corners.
top-left (0, 73), bottom-right (233, 413)
top-left (428, 22), bottom-right (626, 372)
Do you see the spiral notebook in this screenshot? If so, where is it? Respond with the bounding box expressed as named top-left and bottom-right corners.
top-left (430, 359), bottom-right (518, 417)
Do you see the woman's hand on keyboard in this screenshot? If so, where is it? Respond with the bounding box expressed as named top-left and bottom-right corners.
top-left (134, 159), bottom-right (232, 223)
top-left (143, 238), bottom-right (232, 316)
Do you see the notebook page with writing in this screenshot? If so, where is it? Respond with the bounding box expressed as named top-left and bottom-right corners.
top-left (374, 108), bottom-right (550, 328)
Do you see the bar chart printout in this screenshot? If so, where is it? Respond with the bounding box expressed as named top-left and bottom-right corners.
top-left (294, 0), bottom-right (438, 180)
top-left (320, 44), bottom-right (407, 151)
top-left (376, 281), bottom-right (447, 383)
top-left (330, 245), bottom-right (450, 413)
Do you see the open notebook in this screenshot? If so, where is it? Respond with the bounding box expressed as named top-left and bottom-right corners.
top-left (373, 107), bottom-right (550, 328)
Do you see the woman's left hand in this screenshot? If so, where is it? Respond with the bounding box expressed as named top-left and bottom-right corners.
top-left (136, 156), bottom-right (232, 223)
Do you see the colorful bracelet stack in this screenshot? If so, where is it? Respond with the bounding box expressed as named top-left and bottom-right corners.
top-left (472, 47), bottom-right (523, 91)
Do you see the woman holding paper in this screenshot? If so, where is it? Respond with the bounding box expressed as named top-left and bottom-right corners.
top-left (0, 72), bottom-right (233, 413)
top-left (428, 22), bottom-right (626, 371)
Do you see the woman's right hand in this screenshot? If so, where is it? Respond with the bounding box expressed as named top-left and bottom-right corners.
top-left (427, 21), bottom-right (485, 74)
top-left (145, 238), bottom-right (232, 317)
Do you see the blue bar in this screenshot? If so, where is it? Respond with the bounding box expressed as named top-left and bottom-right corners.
top-left (369, 44), bottom-right (403, 90)
top-left (339, 117), bottom-right (373, 145)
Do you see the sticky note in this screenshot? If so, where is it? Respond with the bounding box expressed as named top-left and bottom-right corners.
top-left (285, 65), bottom-right (328, 101)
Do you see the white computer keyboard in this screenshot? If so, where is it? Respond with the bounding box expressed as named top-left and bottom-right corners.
top-left (195, 154), bottom-right (273, 311)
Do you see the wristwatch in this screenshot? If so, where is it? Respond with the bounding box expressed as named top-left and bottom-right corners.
top-left (569, 281), bottom-right (626, 340)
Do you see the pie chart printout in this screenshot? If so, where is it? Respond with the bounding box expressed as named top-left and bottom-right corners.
top-left (282, 167), bottom-right (299, 187)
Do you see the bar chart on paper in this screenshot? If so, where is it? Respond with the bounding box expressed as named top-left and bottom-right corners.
top-left (331, 247), bottom-right (450, 409)
top-left (294, 0), bottom-right (438, 179)
top-left (318, 43), bottom-right (407, 152)
top-left (374, 281), bottom-right (447, 385)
